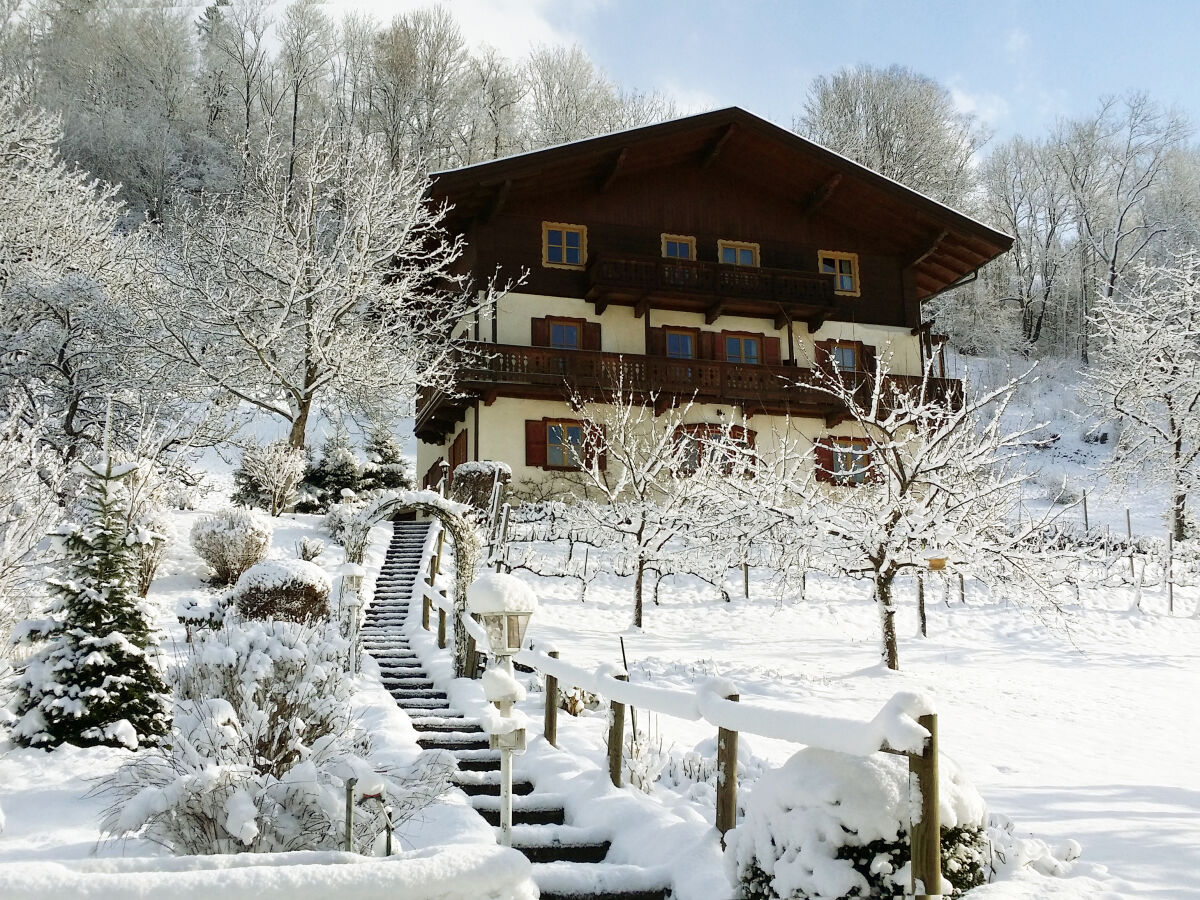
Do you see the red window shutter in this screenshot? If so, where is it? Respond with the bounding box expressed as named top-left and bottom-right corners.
top-left (583, 321), bottom-right (602, 351)
top-left (525, 420), bottom-right (547, 467)
top-left (698, 331), bottom-right (714, 360)
top-left (813, 440), bottom-right (834, 483)
top-left (764, 336), bottom-right (781, 365)
top-left (531, 317), bottom-right (550, 347)
top-left (648, 327), bottom-right (666, 356)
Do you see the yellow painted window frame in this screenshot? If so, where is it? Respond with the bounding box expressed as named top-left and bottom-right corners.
top-left (717, 239), bottom-right (760, 267)
top-left (819, 249), bottom-right (861, 297)
top-left (542, 221), bottom-right (588, 270)
top-left (661, 233), bottom-right (697, 260)
top-left (830, 436), bottom-right (871, 484)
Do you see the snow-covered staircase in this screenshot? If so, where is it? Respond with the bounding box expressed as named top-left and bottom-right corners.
top-left (365, 519), bottom-right (672, 900)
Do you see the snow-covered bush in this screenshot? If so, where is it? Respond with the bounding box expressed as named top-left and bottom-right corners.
top-left (233, 441), bottom-right (307, 516)
top-left (296, 537), bottom-right (325, 561)
top-left (131, 510), bottom-right (169, 597)
top-left (360, 425), bottom-right (412, 493)
top-left (725, 748), bottom-right (989, 900)
top-left (98, 621), bottom-right (452, 853)
top-left (190, 507), bottom-right (272, 585)
top-left (296, 428), bottom-right (364, 513)
top-left (325, 496), bottom-right (367, 546)
top-left (176, 594), bottom-right (229, 634)
top-left (231, 559), bottom-right (331, 624)
top-left (450, 460), bottom-right (512, 510)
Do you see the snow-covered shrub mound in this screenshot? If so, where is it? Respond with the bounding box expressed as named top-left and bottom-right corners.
top-left (232, 559), bottom-right (331, 624)
top-left (325, 497), bottom-right (366, 546)
top-left (191, 507), bottom-right (273, 585)
top-left (450, 460), bottom-right (512, 510)
top-left (725, 747), bottom-right (989, 900)
top-left (99, 621), bottom-right (452, 854)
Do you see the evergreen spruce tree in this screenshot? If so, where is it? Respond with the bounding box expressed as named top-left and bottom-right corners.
top-left (12, 455), bottom-right (171, 750)
top-left (362, 424), bottom-right (412, 492)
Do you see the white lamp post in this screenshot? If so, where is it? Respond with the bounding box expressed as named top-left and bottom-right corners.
top-left (467, 572), bottom-right (537, 847)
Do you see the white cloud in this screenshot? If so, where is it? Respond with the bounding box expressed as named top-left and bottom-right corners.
top-left (320, 0), bottom-right (580, 59)
top-left (949, 83), bottom-right (1011, 130)
top-left (659, 79), bottom-right (725, 116)
top-left (1004, 27), bottom-right (1031, 55)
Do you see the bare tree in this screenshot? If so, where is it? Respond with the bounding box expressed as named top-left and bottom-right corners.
top-left (796, 63), bottom-right (987, 206)
top-left (277, 0), bottom-right (332, 185)
top-left (1083, 253), bottom-right (1200, 541)
top-left (139, 128), bottom-right (501, 450)
top-left (198, 0), bottom-right (272, 144)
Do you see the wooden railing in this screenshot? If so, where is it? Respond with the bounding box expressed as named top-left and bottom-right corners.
top-left (589, 254), bottom-right (839, 310)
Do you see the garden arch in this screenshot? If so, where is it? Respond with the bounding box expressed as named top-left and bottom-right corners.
top-left (345, 490), bottom-right (481, 677)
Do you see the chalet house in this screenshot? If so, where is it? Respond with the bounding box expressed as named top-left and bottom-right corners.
top-left (415, 108), bottom-right (1011, 491)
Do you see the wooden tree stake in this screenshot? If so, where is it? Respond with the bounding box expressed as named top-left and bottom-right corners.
top-left (909, 713), bottom-right (941, 900)
top-left (716, 693), bottom-right (740, 843)
top-left (544, 650), bottom-right (559, 747)
top-left (608, 674), bottom-right (627, 787)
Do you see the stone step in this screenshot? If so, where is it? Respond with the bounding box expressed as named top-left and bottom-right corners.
top-left (513, 841), bottom-right (611, 865)
top-left (413, 720), bottom-right (482, 733)
top-left (475, 805), bottom-right (565, 827)
top-left (532, 863), bottom-right (672, 900)
top-left (454, 754), bottom-right (502, 772)
top-left (418, 735), bottom-right (490, 751)
top-left (388, 695), bottom-right (451, 708)
top-left (389, 689), bottom-right (449, 701)
top-left (453, 778), bottom-right (534, 797)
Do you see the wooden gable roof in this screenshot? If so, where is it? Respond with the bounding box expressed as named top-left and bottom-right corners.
top-left (429, 107), bottom-right (1012, 301)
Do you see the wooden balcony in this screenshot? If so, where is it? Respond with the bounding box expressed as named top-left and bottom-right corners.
top-left (586, 255), bottom-right (840, 329)
top-left (415, 343), bottom-right (961, 443)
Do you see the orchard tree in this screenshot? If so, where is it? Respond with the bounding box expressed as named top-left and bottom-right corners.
top-left (796, 63), bottom-right (986, 206)
top-left (141, 127), bottom-right (501, 449)
top-left (1083, 253), bottom-right (1200, 541)
top-left (759, 357), bottom-right (1057, 670)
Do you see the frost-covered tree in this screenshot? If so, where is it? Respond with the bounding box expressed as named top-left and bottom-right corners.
top-left (1083, 254), bottom-right (1200, 541)
top-left (758, 358), bottom-right (1056, 670)
top-left (140, 127), bottom-right (500, 449)
top-left (550, 382), bottom-right (756, 628)
top-left (12, 453), bottom-right (170, 749)
top-left (796, 64), bottom-right (986, 206)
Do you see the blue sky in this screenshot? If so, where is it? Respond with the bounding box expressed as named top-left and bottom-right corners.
top-left (371, 0), bottom-right (1199, 144)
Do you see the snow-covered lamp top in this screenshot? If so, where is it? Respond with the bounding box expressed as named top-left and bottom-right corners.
top-left (468, 573), bottom-right (537, 654)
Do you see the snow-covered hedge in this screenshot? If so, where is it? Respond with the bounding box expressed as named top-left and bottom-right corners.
top-left (450, 460), bottom-right (511, 510)
top-left (231, 559), bottom-right (331, 624)
top-left (99, 621), bottom-right (452, 854)
top-left (725, 747), bottom-right (989, 900)
top-left (190, 508), bottom-right (273, 585)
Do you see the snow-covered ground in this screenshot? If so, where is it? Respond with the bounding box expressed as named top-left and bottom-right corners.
top-left (1, 367), bottom-right (1197, 899)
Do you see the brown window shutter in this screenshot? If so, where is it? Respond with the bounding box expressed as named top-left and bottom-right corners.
top-left (764, 336), bottom-right (781, 365)
top-left (531, 317), bottom-right (550, 347)
top-left (649, 327), bottom-right (666, 356)
top-left (813, 339), bottom-right (833, 372)
top-left (813, 440), bottom-right (834, 483)
top-left (868, 444), bottom-right (885, 483)
top-left (860, 343), bottom-right (876, 375)
top-left (743, 427), bottom-right (757, 450)
top-left (583, 321), bottom-right (602, 351)
top-left (698, 331), bottom-right (715, 360)
top-left (525, 420), bottom-right (547, 467)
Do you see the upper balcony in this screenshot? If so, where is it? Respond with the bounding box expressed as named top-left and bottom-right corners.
top-left (415, 342), bottom-right (961, 443)
top-left (586, 255), bottom-right (841, 330)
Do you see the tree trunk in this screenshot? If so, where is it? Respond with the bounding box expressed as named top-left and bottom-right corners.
top-left (875, 573), bottom-right (900, 670)
top-left (633, 554), bottom-right (644, 629)
top-left (1172, 426), bottom-right (1188, 541)
top-left (917, 573), bottom-right (927, 638)
top-left (287, 404), bottom-right (310, 450)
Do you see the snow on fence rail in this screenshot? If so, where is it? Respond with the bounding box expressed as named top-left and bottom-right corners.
top-left (0, 846), bottom-right (535, 900)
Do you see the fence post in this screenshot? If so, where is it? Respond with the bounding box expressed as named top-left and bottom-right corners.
top-left (1082, 489), bottom-right (1089, 532)
top-left (422, 589), bottom-right (431, 632)
top-left (1126, 509), bottom-right (1135, 581)
top-left (437, 602), bottom-right (447, 649)
top-left (716, 693), bottom-right (739, 843)
top-left (608, 674), bottom-right (627, 787)
top-left (909, 713), bottom-right (941, 900)
top-left (344, 777), bottom-right (358, 853)
top-left (544, 650), bottom-right (560, 747)
top-left (743, 561), bottom-right (750, 599)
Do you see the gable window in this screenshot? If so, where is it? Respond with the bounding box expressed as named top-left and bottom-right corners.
top-left (819, 250), bottom-right (860, 296)
top-left (831, 437), bottom-right (871, 484)
top-left (549, 318), bottom-right (580, 349)
top-left (662, 234), bottom-right (696, 260)
top-left (543, 222), bottom-right (587, 269)
top-left (718, 240), bottom-right (760, 267)
top-left (665, 329), bottom-right (696, 359)
top-left (725, 335), bottom-right (760, 365)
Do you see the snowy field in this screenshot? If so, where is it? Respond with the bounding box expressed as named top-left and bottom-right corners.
top-left (1, 388), bottom-right (1197, 899)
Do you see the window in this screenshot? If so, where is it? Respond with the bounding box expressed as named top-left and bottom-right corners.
top-left (549, 318), bottom-right (580, 349)
top-left (543, 222), bottom-right (587, 269)
top-left (662, 233), bottom-right (696, 260)
top-left (547, 421), bottom-right (585, 468)
top-left (725, 335), bottom-right (760, 365)
top-left (831, 342), bottom-right (857, 371)
top-left (831, 437), bottom-right (871, 484)
top-left (819, 250), bottom-right (860, 296)
top-left (718, 240), bottom-right (760, 267)
top-left (674, 424), bottom-right (756, 476)
top-left (665, 329), bottom-right (696, 359)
